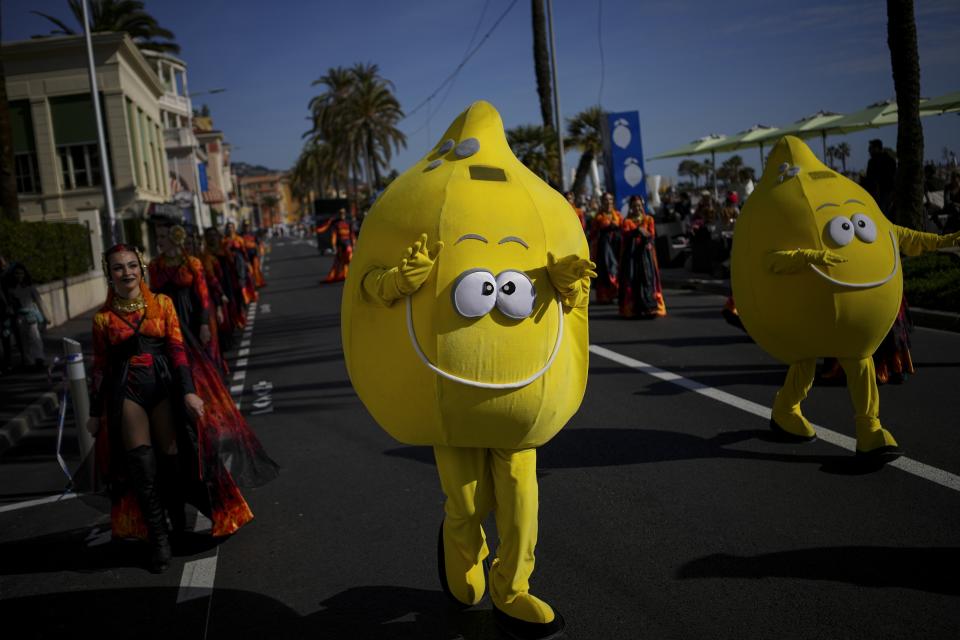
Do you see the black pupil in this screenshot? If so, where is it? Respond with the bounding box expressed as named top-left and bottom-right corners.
top-left (842, 222), bottom-right (850, 230)
top-left (501, 281), bottom-right (516, 295)
top-left (482, 282), bottom-right (494, 296)
top-left (858, 220), bottom-right (866, 227)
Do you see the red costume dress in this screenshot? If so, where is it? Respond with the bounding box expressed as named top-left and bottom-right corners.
top-left (316, 218), bottom-right (355, 282)
top-left (86, 286), bottom-right (265, 538)
top-left (224, 231), bottom-right (257, 304)
top-left (589, 209), bottom-right (623, 303)
top-left (149, 254), bottom-right (279, 535)
top-left (618, 213), bottom-right (667, 318)
top-left (243, 232), bottom-right (267, 289)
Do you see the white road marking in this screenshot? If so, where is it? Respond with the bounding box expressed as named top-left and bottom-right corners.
top-left (230, 384), bottom-right (245, 396)
top-left (235, 358), bottom-right (248, 369)
top-left (0, 492), bottom-right (77, 514)
top-left (177, 512), bottom-right (218, 603)
top-left (232, 370), bottom-right (246, 383)
top-left (238, 348), bottom-right (250, 357)
top-left (589, 344), bottom-right (960, 493)
top-left (240, 339), bottom-right (251, 348)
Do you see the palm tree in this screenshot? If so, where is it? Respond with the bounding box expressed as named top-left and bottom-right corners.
top-left (565, 106), bottom-right (604, 198)
top-left (507, 124), bottom-right (558, 182)
top-left (826, 145), bottom-right (837, 169)
top-left (719, 155), bottom-right (745, 189)
top-left (677, 159), bottom-right (700, 188)
top-left (887, 0), bottom-right (923, 229)
top-left (303, 64), bottom-right (405, 205)
top-left (834, 142), bottom-right (851, 174)
top-left (530, 0), bottom-right (559, 185)
top-left (32, 0), bottom-right (180, 54)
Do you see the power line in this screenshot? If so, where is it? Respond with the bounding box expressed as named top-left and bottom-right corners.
top-left (409, 0), bottom-right (494, 138)
top-left (403, 0), bottom-right (520, 122)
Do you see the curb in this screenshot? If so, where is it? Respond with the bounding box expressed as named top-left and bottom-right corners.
top-left (0, 391), bottom-right (60, 455)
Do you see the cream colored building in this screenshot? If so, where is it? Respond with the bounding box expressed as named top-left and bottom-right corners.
top-left (5, 32), bottom-right (170, 256)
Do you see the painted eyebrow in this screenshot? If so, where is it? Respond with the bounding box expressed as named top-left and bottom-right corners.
top-left (455, 233), bottom-right (488, 244)
top-left (844, 199), bottom-right (866, 206)
top-left (816, 202), bottom-right (839, 211)
top-left (498, 236), bottom-right (529, 248)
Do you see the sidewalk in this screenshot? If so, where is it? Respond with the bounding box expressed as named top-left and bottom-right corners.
top-left (0, 308), bottom-right (96, 454)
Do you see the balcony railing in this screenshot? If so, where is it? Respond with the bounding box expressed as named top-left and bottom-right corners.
top-left (163, 127), bottom-right (198, 150)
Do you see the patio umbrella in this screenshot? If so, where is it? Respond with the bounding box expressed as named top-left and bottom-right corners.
top-left (648, 134), bottom-right (728, 199)
top-left (822, 100), bottom-right (900, 134)
top-left (772, 110), bottom-right (845, 158)
top-left (702, 124), bottom-right (780, 167)
top-left (919, 90), bottom-right (960, 115)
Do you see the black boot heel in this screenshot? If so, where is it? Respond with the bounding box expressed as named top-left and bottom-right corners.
top-left (126, 445), bottom-right (172, 573)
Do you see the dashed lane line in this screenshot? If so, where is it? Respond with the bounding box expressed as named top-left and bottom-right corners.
top-left (589, 344), bottom-right (960, 493)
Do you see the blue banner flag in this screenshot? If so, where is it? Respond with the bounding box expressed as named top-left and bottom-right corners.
top-left (602, 111), bottom-right (647, 210)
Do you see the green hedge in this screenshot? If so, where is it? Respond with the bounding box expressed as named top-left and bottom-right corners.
top-left (903, 252), bottom-right (960, 313)
top-left (0, 219), bottom-right (94, 284)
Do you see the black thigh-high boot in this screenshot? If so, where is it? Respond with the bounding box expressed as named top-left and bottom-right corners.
top-left (126, 445), bottom-right (172, 573)
top-left (157, 452), bottom-right (186, 535)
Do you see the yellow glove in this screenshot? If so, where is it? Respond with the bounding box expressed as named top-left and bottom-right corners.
top-left (764, 249), bottom-right (847, 274)
top-left (937, 230), bottom-right (960, 249)
top-left (362, 233), bottom-right (444, 305)
top-left (546, 252), bottom-right (596, 308)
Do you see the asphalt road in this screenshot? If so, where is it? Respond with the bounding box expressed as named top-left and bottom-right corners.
top-left (1, 237), bottom-right (959, 640)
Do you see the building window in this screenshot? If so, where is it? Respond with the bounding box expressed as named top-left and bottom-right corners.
top-left (56, 143), bottom-right (102, 190)
top-left (10, 100), bottom-right (41, 194)
top-left (14, 152), bottom-right (41, 194)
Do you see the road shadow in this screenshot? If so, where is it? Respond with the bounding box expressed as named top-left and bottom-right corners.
top-left (677, 546), bottom-right (960, 595)
top-left (385, 427), bottom-right (879, 476)
top-left (0, 585), bottom-right (507, 640)
top-left (0, 525), bottom-right (221, 576)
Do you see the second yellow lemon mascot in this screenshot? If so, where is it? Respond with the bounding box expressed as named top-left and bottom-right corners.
top-left (342, 101), bottom-right (594, 639)
top-left (732, 136), bottom-right (960, 459)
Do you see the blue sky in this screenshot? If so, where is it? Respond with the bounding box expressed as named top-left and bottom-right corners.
top-left (6, 0), bottom-right (960, 182)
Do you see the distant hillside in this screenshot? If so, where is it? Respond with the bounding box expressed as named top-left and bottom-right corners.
top-left (232, 161), bottom-right (282, 177)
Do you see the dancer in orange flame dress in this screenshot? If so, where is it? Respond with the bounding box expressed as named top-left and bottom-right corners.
top-left (589, 192), bottom-right (623, 303)
top-left (315, 208), bottom-right (356, 283)
top-left (618, 195), bottom-right (667, 318)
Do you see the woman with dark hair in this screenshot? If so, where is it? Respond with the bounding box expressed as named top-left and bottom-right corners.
top-left (2, 261), bottom-right (48, 369)
top-left (589, 192), bottom-right (622, 303)
top-left (618, 195), bottom-right (667, 318)
top-left (86, 244), bottom-right (207, 572)
top-left (240, 221), bottom-right (267, 288)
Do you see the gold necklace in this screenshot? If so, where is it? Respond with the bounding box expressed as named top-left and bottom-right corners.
top-left (112, 295), bottom-right (146, 314)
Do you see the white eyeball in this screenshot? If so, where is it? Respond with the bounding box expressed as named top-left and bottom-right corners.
top-left (851, 213), bottom-right (877, 243)
top-left (494, 270), bottom-right (536, 319)
top-left (827, 216), bottom-right (855, 247)
top-left (452, 269), bottom-right (497, 318)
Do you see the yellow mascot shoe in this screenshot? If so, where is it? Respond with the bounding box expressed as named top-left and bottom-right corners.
top-left (770, 391), bottom-right (817, 442)
top-left (854, 417), bottom-right (901, 460)
top-left (491, 587), bottom-right (565, 640)
top-left (437, 521), bottom-right (487, 606)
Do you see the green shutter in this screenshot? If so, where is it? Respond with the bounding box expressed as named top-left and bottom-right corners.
top-left (10, 101), bottom-right (36, 153)
top-left (50, 94), bottom-right (98, 145)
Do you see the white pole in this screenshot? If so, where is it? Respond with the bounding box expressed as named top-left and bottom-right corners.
top-left (546, 0), bottom-right (566, 191)
top-left (81, 0), bottom-right (118, 244)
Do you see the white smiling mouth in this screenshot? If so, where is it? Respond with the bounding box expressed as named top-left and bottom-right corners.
top-left (809, 230), bottom-right (899, 289)
top-left (404, 295), bottom-right (564, 389)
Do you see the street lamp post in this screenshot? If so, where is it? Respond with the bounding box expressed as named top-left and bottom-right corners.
top-left (81, 0), bottom-right (118, 245)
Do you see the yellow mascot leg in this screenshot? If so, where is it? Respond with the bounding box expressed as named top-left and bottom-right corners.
top-left (434, 445), bottom-right (493, 606)
top-left (487, 447), bottom-right (558, 627)
top-left (838, 357), bottom-right (900, 456)
top-left (770, 358), bottom-right (817, 441)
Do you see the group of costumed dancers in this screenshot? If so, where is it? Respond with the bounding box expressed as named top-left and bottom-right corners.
top-left (571, 191), bottom-right (668, 318)
top-left (81, 218), bottom-right (276, 573)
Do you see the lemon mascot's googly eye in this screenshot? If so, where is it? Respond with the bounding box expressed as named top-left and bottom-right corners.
top-left (827, 216), bottom-right (855, 247)
top-left (495, 270), bottom-right (536, 319)
top-left (851, 213), bottom-right (877, 243)
top-left (452, 269), bottom-right (497, 318)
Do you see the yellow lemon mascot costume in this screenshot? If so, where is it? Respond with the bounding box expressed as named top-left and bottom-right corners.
top-left (342, 101), bottom-right (594, 638)
top-left (732, 136), bottom-right (960, 460)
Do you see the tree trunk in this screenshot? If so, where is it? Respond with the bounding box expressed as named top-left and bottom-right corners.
top-left (887, 0), bottom-right (924, 230)
top-left (0, 3), bottom-right (21, 221)
top-left (531, 0), bottom-right (553, 132)
top-left (572, 151), bottom-right (593, 199)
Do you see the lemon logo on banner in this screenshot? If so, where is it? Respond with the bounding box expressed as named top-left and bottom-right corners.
top-left (603, 111), bottom-right (647, 202)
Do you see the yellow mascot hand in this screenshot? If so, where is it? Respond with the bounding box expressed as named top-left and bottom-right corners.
top-left (546, 252), bottom-right (597, 309)
top-left (764, 248), bottom-right (848, 274)
top-left (362, 233), bottom-right (443, 305)
top-left (938, 230), bottom-right (960, 249)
